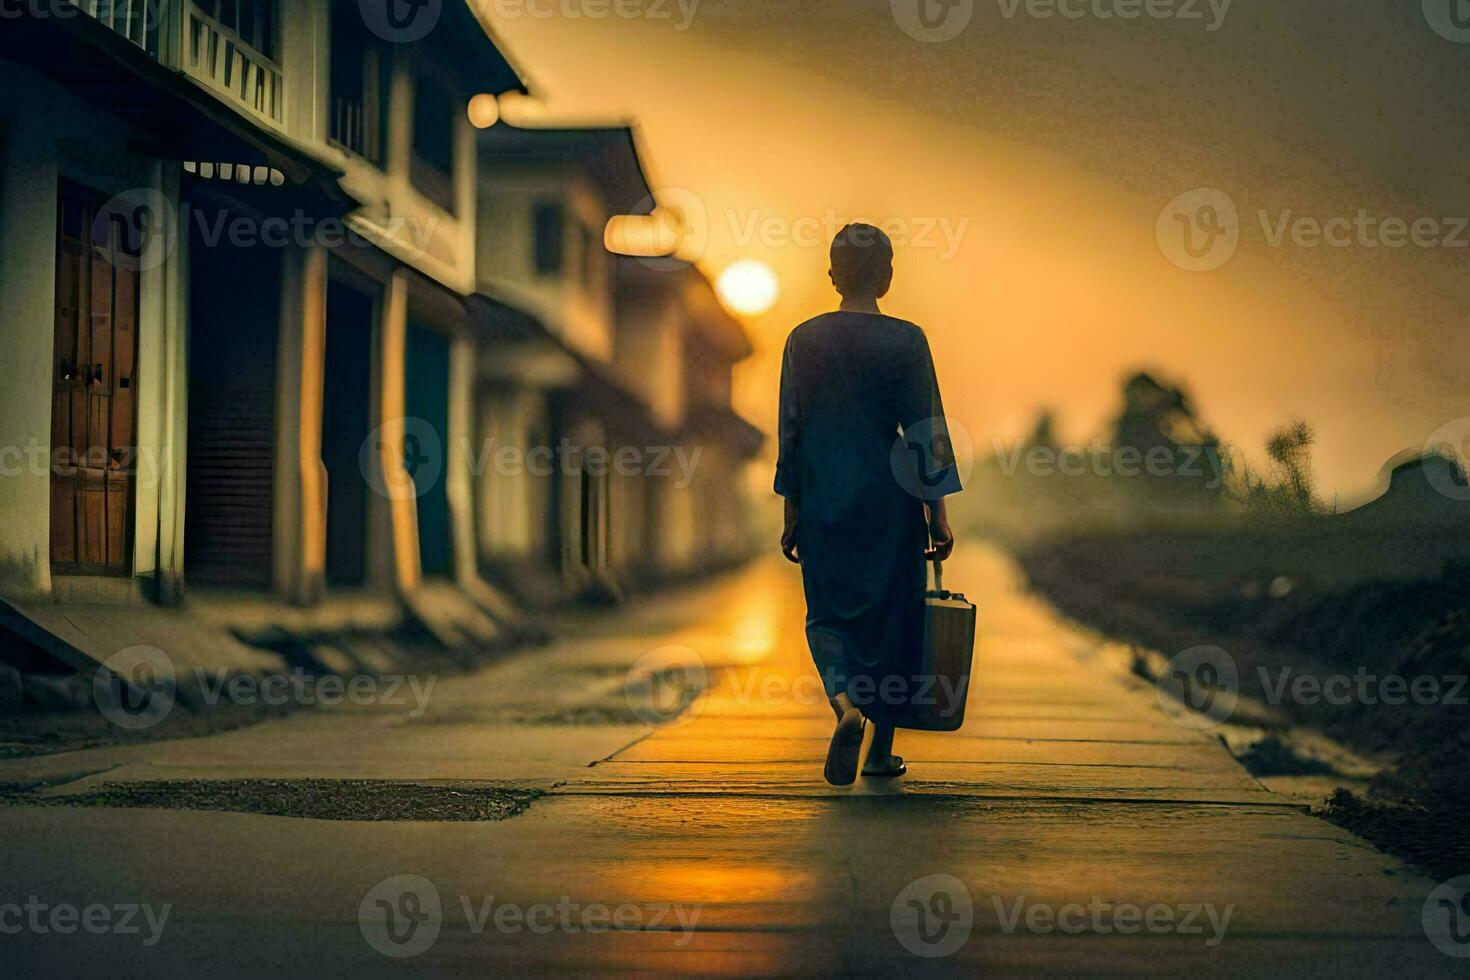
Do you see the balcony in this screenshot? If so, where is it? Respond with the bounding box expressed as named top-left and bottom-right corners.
top-left (72, 0), bottom-right (283, 126)
top-left (331, 96), bottom-right (370, 159)
top-left (182, 0), bottom-right (283, 125)
top-left (72, 0), bottom-right (163, 57)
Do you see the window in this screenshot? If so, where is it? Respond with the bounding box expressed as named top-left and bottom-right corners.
top-left (192, 0), bottom-right (277, 61)
top-left (330, 4), bottom-right (390, 163)
top-left (411, 64), bottom-right (457, 211)
top-left (533, 201), bottom-right (565, 277)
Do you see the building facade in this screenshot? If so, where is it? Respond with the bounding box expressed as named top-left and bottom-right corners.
top-left (0, 2), bottom-right (761, 676)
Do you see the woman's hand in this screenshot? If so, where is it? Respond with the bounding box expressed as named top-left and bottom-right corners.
top-left (780, 498), bottom-right (800, 564)
top-left (925, 499), bottom-right (955, 561)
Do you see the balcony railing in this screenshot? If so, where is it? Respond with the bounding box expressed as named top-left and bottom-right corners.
top-left (75, 1), bottom-right (284, 125)
top-left (182, 0), bottom-right (283, 125)
top-left (74, 0), bottom-right (164, 58)
top-left (331, 95), bottom-right (384, 161)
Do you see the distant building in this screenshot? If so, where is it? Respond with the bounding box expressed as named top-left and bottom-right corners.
top-left (613, 257), bottom-right (762, 582)
top-left (473, 124), bottom-right (762, 605)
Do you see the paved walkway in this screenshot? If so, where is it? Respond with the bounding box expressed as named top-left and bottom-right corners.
top-left (0, 547), bottom-right (1456, 976)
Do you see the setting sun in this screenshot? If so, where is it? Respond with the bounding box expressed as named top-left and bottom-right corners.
top-left (716, 259), bottom-right (779, 316)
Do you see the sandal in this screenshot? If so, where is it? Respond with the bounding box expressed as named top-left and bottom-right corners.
top-left (823, 708), bottom-right (867, 786)
top-left (862, 755), bottom-right (907, 779)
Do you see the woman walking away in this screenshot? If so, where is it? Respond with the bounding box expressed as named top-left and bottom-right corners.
top-left (775, 223), bottom-right (963, 786)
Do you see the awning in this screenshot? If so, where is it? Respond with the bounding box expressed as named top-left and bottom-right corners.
top-left (479, 124), bottom-right (659, 216)
top-left (681, 407), bottom-right (766, 460)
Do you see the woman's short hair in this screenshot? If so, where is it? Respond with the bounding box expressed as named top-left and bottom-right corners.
top-left (829, 223), bottom-right (894, 297)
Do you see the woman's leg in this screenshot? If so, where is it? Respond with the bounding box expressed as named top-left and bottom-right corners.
top-left (807, 626), bottom-right (850, 719)
top-left (862, 723), bottom-right (906, 777)
top-left (868, 724), bottom-right (895, 760)
top-left (824, 692), bottom-right (867, 786)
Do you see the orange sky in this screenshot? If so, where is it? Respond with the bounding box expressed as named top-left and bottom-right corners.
top-left (487, 0), bottom-right (1469, 504)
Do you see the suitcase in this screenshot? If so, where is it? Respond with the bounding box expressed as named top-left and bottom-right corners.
top-left (901, 559), bottom-right (977, 732)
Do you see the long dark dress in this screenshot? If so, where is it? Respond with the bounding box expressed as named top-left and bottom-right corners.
top-left (774, 312), bottom-right (962, 724)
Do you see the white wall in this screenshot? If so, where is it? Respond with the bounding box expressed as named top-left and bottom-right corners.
top-left (337, 49), bottom-right (480, 296)
top-left (476, 386), bottom-right (554, 561)
top-left (477, 168), bottom-right (615, 361)
top-left (612, 300), bottom-right (685, 430)
top-left (0, 85), bottom-right (58, 597)
top-left (0, 62), bottom-right (188, 600)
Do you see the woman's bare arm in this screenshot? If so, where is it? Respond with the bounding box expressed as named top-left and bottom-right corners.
top-left (926, 498), bottom-right (955, 561)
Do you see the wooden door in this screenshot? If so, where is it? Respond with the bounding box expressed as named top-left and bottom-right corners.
top-left (51, 183), bottom-right (140, 576)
